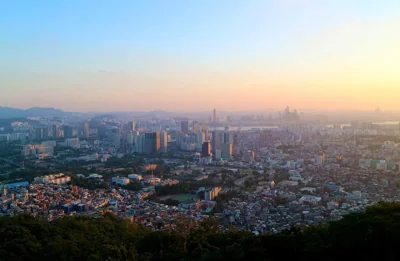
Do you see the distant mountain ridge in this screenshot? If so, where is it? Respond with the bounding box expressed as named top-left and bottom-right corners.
top-left (0, 106), bottom-right (72, 118)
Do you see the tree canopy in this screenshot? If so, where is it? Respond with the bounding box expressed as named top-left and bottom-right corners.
top-left (1, 202), bottom-right (400, 261)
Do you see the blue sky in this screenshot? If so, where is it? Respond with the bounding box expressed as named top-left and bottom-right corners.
top-left (1, 0), bottom-right (400, 111)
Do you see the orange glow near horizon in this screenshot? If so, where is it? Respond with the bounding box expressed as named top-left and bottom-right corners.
top-left (1, 1), bottom-right (400, 112)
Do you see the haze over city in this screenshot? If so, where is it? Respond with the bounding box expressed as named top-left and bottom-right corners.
top-left (4, 1), bottom-right (400, 260)
top-left (2, 0), bottom-right (400, 112)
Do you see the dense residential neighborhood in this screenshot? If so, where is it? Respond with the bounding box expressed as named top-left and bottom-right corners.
top-left (1, 113), bottom-right (400, 234)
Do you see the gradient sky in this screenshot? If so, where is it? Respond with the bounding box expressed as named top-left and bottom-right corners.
top-left (1, 0), bottom-right (400, 112)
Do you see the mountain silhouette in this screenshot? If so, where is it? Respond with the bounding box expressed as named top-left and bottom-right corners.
top-left (0, 106), bottom-right (72, 118)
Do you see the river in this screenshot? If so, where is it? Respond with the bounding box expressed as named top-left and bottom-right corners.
top-left (211, 121), bottom-right (400, 131)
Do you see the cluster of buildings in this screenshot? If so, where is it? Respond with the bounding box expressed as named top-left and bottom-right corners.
top-left (22, 141), bottom-right (56, 159)
top-left (219, 172), bottom-right (398, 235)
top-left (176, 122), bottom-right (235, 162)
top-left (135, 131), bottom-right (168, 154)
top-left (34, 173), bottom-right (71, 185)
top-left (3, 112), bottom-right (400, 234)
top-left (2, 122), bottom-right (91, 143)
top-left (0, 180), bottom-right (211, 229)
top-left (204, 187), bottom-right (222, 201)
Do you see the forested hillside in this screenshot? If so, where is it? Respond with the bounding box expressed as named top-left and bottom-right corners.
top-left (1, 202), bottom-right (399, 261)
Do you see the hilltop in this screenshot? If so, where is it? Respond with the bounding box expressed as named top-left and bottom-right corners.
top-left (0, 106), bottom-right (73, 118)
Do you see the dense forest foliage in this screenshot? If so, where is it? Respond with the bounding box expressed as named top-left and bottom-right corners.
top-left (155, 180), bottom-right (211, 196)
top-left (155, 182), bottom-right (191, 196)
top-left (1, 202), bottom-right (399, 261)
top-left (72, 176), bottom-right (110, 190)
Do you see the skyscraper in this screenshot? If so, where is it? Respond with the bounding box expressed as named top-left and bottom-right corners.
top-left (211, 130), bottom-right (221, 154)
top-left (83, 123), bottom-right (90, 139)
top-left (127, 121), bottom-right (136, 131)
top-left (192, 121), bottom-right (201, 133)
top-left (144, 132), bottom-right (161, 155)
top-left (202, 141), bottom-right (211, 157)
top-left (188, 133), bottom-right (197, 143)
top-left (35, 127), bottom-right (48, 141)
top-left (97, 125), bottom-right (107, 140)
top-left (213, 109), bottom-right (217, 123)
top-left (196, 132), bottom-right (205, 151)
top-left (223, 132), bottom-right (229, 144)
top-left (160, 131), bottom-right (168, 153)
top-left (181, 120), bottom-right (189, 134)
top-left (316, 152), bottom-right (326, 167)
top-left (52, 124), bottom-right (60, 139)
top-left (221, 143), bottom-right (233, 160)
top-left (222, 130), bottom-right (233, 146)
top-left (110, 129), bottom-right (121, 148)
top-left (126, 130), bottom-right (134, 145)
top-left (135, 133), bottom-right (145, 153)
top-left (233, 132), bottom-right (239, 149)
top-left (132, 130), bottom-right (139, 141)
top-left (63, 126), bottom-right (74, 139)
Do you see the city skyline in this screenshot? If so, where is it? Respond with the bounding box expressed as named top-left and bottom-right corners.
top-left (2, 0), bottom-right (400, 111)
top-left (2, 1), bottom-right (400, 257)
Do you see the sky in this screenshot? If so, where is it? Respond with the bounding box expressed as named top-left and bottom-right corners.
top-left (1, 0), bottom-right (400, 112)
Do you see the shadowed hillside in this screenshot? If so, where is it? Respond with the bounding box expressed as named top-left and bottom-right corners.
top-left (0, 202), bottom-right (399, 261)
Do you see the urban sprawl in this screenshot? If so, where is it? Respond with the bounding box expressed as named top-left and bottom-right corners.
top-left (1, 108), bottom-right (400, 234)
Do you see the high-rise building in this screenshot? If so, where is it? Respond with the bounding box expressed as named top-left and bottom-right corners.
top-left (316, 152), bottom-right (326, 167)
top-left (114, 129), bottom-right (121, 148)
top-left (223, 132), bottom-right (230, 144)
top-left (63, 126), bottom-right (74, 139)
top-left (242, 150), bottom-right (255, 162)
top-left (132, 130), bottom-right (139, 141)
top-left (211, 130), bottom-right (221, 154)
top-left (188, 133), bottom-right (196, 143)
top-left (83, 123), bottom-right (90, 139)
top-left (192, 121), bottom-right (201, 133)
top-left (35, 127), bottom-right (48, 141)
top-left (127, 121), bottom-right (136, 131)
top-left (215, 149), bottom-right (222, 160)
top-left (202, 141), bottom-right (211, 157)
top-left (204, 129), bottom-right (209, 141)
top-left (196, 132), bottom-right (205, 151)
top-left (181, 121), bottom-right (189, 134)
top-left (221, 127), bottom-right (233, 146)
top-left (213, 109), bottom-right (217, 123)
top-left (221, 143), bottom-right (233, 160)
top-left (233, 132), bottom-right (239, 146)
top-left (126, 130), bottom-right (134, 145)
top-left (108, 128), bottom-right (121, 148)
top-left (135, 133), bottom-right (145, 153)
top-left (144, 132), bottom-right (161, 155)
top-left (97, 125), bottom-right (107, 140)
top-left (204, 187), bottom-right (222, 201)
top-left (160, 131), bottom-right (168, 153)
top-left (52, 124), bottom-right (60, 139)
